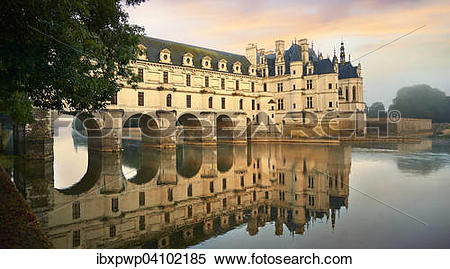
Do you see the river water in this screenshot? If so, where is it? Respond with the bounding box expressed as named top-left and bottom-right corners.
top-left (4, 118), bottom-right (450, 248)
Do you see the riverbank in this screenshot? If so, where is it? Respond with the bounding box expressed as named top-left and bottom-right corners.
top-left (0, 164), bottom-right (51, 248)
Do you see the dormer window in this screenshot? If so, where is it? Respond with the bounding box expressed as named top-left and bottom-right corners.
top-left (249, 65), bottom-right (256, 76)
top-left (183, 53), bottom-right (193, 66)
top-left (159, 48), bottom-right (171, 64)
top-left (233, 61), bottom-right (242, 74)
top-left (202, 56), bottom-right (212, 69)
top-left (218, 59), bottom-right (227, 72)
top-left (137, 44), bottom-right (147, 60)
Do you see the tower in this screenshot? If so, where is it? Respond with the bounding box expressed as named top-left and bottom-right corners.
top-left (339, 41), bottom-right (346, 64)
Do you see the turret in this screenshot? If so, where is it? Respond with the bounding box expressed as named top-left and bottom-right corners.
top-left (339, 41), bottom-right (345, 64)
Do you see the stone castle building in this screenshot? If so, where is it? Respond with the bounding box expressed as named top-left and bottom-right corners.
top-left (108, 37), bottom-right (365, 143)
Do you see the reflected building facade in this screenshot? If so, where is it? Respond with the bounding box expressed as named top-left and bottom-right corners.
top-left (13, 140), bottom-right (351, 249)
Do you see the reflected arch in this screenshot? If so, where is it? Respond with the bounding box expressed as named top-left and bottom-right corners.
top-left (176, 145), bottom-right (202, 178)
top-left (217, 144), bottom-right (233, 172)
top-left (122, 143), bottom-right (160, 185)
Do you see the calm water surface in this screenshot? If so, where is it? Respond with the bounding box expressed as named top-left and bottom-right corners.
top-left (7, 119), bottom-right (450, 248)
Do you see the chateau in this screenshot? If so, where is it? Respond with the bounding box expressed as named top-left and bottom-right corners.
top-left (108, 36), bottom-right (366, 142)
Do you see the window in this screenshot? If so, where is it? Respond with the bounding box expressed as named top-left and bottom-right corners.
top-left (307, 80), bottom-right (313, 89)
top-left (206, 202), bottom-right (211, 213)
top-left (187, 183), bottom-right (192, 197)
top-left (186, 74), bottom-right (191, 86)
top-left (186, 95), bottom-right (191, 108)
top-left (277, 83), bottom-right (283, 92)
top-left (73, 230), bottom-right (81, 247)
top-left (252, 100), bottom-right (255, 110)
top-left (164, 212), bottom-right (170, 224)
top-left (293, 103), bottom-right (296, 109)
top-left (293, 84), bottom-right (296, 90)
top-left (253, 191), bottom-right (256, 201)
top-left (166, 94), bottom-right (172, 107)
top-left (139, 215), bottom-right (145, 230)
top-left (251, 82), bottom-right (255, 92)
top-left (138, 68), bottom-right (143, 81)
top-left (139, 192), bottom-right (145, 206)
top-left (328, 83), bottom-right (332, 89)
top-left (353, 86), bottom-right (356, 100)
top-left (235, 80), bottom-right (239, 90)
top-left (221, 97), bottom-right (225, 109)
top-left (277, 99), bottom-right (284, 110)
top-left (210, 181), bottom-right (214, 193)
top-left (208, 96), bottom-right (213, 108)
top-left (187, 205), bottom-right (192, 218)
top-left (308, 195), bottom-right (315, 206)
top-left (205, 76), bottom-right (209, 87)
top-left (293, 70), bottom-right (296, 75)
top-left (72, 201), bottom-right (80, 220)
top-left (338, 87), bottom-right (343, 97)
top-left (237, 196), bottom-right (241, 205)
top-left (112, 198), bottom-right (119, 212)
top-left (263, 83), bottom-right (267, 92)
top-left (329, 101), bottom-right (333, 108)
top-left (222, 178), bottom-right (227, 190)
top-left (138, 92), bottom-right (144, 106)
top-left (308, 175), bottom-right (314, 188)
top-left (111, 93), bottom-right (117, 105)
top-left (239, 99), bottom-right (243, 110)
top-left (223, 198), bottom-right (227, 208)
top-left (110, 225), bottom-right (116, 238)
top-left (221, 78), bottom-right (225, 89)
top-left (306, 97), bottom-right (313, 108)
top-left (257, 103), bottom-right (260, 110)
top-left (345, 87), bottom-right (349, 101)
top-left (168, 188), bottom-right (173, 201)
top-left (262, 69), bottom-right (266, 77)
top-left (277, 65), bottom-right (284, 75)
top-left (163, 71), bottom-right (168, 83)
top-left (240, 176), bottom-right (245, 187)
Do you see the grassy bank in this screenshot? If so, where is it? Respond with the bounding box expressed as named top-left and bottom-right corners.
top-left (0, 164), bottom-right (51, 248)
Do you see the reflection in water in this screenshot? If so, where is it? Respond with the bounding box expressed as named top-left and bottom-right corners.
top-left (10, 128), bottom-right (352, 249)
top-left (8, 124), bottom-right (450, 249)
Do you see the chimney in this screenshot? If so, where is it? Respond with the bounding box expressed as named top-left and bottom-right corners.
top-left (246, 43), bottom-right (258, 66)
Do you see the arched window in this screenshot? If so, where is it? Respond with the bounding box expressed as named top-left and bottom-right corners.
top-left (208, 96), bottom-right (213, 109)
top-left (239, 99), bottom-right (243, 110)
top-left (352, 86), bottom-right (356, 101)
top-left (166, 94), bottom-right (172, 107)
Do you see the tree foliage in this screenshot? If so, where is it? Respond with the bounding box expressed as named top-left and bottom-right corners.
top-left (0, 0), bottom-right (146, 123)
top-left (367, 102), bottom-right (386, 118)
top-left (389, 84), bottom-right (450, 123)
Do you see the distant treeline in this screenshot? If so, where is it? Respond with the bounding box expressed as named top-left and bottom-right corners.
top-left (367, 84), bottom-right (450, 123)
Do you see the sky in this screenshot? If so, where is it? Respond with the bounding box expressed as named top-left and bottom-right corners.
top-left (125, 0), bottom-right (450, 106)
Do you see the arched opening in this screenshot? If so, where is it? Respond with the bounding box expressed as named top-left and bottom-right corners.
top-left (176, 145), bottom-right (202, 178)
top-left (177, 113), bottom-right (202, 143)
top-left (216, 114), bottom-right (234, 141)
top-left (123, 113), bottom-right (159, 145)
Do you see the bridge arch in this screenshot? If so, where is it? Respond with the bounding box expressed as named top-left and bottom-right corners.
top-left (216, 114), bottom-right (234, 141)
top-left (176, 113), bottom-right (202, 143)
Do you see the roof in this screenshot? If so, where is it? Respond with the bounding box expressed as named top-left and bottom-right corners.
top-left (141, 36), bottom-right (252, 75)
top-left (264, 43), bottom-right (335, 77)
top-left (338, 62), bottom-right (359, 79)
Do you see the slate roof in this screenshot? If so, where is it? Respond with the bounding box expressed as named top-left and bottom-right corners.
top-left (141, 36), bottom-right (252, 75)
top-left (264, 43), bottom-right (335, 77)
top-left (338, 62), bottom-right (359, 79)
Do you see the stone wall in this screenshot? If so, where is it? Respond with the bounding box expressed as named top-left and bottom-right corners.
top-left (366, 118), bottom-right (432, 137)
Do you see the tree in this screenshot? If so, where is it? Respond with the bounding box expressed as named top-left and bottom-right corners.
top-left (367, 102), bottom-right (386, 118)
top-left (0, 0), bottom-right (146, 124)
top-left (389, 84), bottom-right (450, 123)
